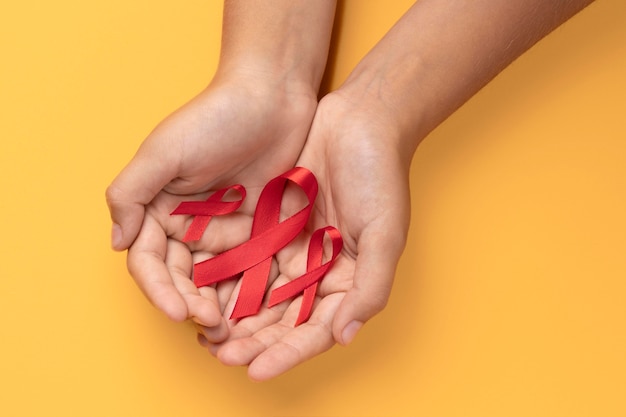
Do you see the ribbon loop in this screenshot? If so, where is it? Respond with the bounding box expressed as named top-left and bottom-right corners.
top-left (268, 226), bottom-right (343, 326)
top-left (171, 184), bottom-right (246, 242)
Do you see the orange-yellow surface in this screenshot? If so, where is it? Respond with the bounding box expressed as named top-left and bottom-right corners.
top-left (1, 1), bottom-right (624, 416)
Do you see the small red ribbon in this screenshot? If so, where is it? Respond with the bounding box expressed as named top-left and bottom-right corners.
top-left (170, 167), bottom-right (342, 325)
top-left (269, 226), bottom-right (343, 325)
top-left (170, 184), bottom-right (246, 242)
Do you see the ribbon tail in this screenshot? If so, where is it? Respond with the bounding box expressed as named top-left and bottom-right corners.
top-left (182, 215), bottom-right (212, 242)
top-left (295, 283), bottom-right (318, 326)
top-left (230, 258), bottom-right (273, 319)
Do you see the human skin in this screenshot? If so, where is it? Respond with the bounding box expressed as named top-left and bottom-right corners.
top-left (201, 0), bottom-right (596, 381)
top-left (105, 0), bottom-right (337, 329)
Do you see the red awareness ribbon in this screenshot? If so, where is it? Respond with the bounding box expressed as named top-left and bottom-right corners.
top-left (170, 184), bottom-right (246, 242)
top-left (268, 226), bottom-right (343, 326)
top-left (192, 167), bottom-right (318, 319)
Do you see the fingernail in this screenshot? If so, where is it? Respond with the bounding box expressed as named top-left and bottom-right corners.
top-left (341, 320), bottom-right (363, 346)
top-left (111, 223), bottom-right (122, 250)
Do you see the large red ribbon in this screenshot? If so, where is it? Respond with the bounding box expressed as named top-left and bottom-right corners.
top-left (269, 226), bottom-right (343, 325)
top-left (192, 167), bottom-right (318, 319)
top-left (170, 184), bottom-right (246, 242)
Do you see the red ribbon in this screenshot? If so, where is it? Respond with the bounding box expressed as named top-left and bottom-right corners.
top-left (269, 226), bottom-right (343, 325)
top-left (192, 167), bottom-right (318, 319)
top-left (170, 167), bottom-right (343, 325)
top-left (170, 184), bottom-right (246, 242)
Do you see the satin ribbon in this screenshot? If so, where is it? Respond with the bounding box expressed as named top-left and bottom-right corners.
top-left (170, 167), bottom-right (343, 325)
top-left (193, 167), bottom-right (318, 319)
top-left (269, 226), bottom-right (343, 325)
top-left (170, 184), bottom-right (246, 242)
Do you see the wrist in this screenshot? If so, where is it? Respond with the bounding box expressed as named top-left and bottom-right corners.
top-left (214, 61), bottom-right (319, 101)
top-left (336, 58), bottom-right (429, 161)
top-left (217, 0), bottom-right (336, 96)
top-left (315, 87), bottom-right (413, 171)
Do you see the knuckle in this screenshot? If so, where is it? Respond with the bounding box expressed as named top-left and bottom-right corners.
top-left (104, 183), bottom-right (124, 207)
top-left (370, 295), bottom-right (389, 314)
top-left (361, 292), bottom-right (389, 316)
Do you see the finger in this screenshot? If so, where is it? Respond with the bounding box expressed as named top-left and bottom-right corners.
top-left (195, 320), bottom-right (230, 345)
top-left (215, 279), bottom-right (238, 315)
top-left (332, 227), bottom-right (405, 346)
top-left (193, 323), bottom-right (229, 351)
top-left (218, 301), bottom-right (287, 360)
top-left (213, 279), bottom-right (293, 366)
top-left (214, 292), bottom-right (341, 380)
top-left (127, 215), bottom-right (188, 322)
top-left (165, 238), bottom-right (223, 327)
top-left (106, 148), bottom-right (177, 251)
top-left (246, 294), bottom-right (342, 381)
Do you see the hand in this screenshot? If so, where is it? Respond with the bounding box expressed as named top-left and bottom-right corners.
top-left (204, 90), bottom-right (412, 380)
top-left (105, 75), bottom-right (318, 332)
top-left (196, 0), bottom-right (595, 380)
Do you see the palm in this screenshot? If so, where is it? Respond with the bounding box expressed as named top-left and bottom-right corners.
top-left (209, 93), bottom-right (412, 381)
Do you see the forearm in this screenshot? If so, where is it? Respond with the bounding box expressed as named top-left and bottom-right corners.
top-left (217, 0), bottom-right (337, 94)
top-left (339, 0), bottom-right (595, 159)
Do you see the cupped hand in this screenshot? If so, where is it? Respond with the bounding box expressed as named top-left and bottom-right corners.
top-left (206, 90), bottom-right (414, 380)
top-left (106, 74), bottom-right (318, 331)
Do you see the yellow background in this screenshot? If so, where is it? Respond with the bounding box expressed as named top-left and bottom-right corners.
top-left (1, 1), bottom-right (625, 416)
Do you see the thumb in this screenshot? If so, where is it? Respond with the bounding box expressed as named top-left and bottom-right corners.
top-left (105, 150), bottom-right (177, 251)
top-left (332, 228), bottom-right (406, 346)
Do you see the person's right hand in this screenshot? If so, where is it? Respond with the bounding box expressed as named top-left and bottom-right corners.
top-left (105, 73), bottom-right (318, 335)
